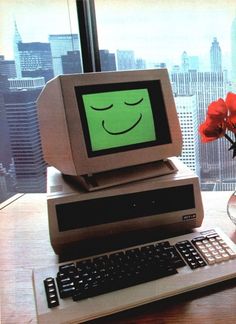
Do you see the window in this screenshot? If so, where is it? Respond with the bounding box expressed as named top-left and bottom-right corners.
top-left (1, 0), bottom-right (236, 203)
top-left (94, 0), bottom-right (236, 191)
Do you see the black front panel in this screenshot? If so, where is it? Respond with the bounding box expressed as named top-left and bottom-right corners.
top-left (56, 185), bottom-right (195, 232)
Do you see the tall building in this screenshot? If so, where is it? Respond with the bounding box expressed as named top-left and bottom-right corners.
top-left (13, 21), bottom-right (22, 78)
top-left (136, 58), bottom-right (146, 70)
top-left (0, 56), bottom-right (16, 78)
top-left (3, 88), bottom-right (46, 193)
top-left (171, 70), bottom-right (231, 190)
top-left (116, 50), bottom-right (136, 70)
top-left (18, 42), bottom-right (54, 82)
top-left (99, 50), bottom-right (116, 71)
top-left (0, 78), bottom-right (12, 169)
top-left (171, 71), bottom-right (227, 110)
top-left (210, 37), bottom-right (222, 73)
top-left (181, 51), bottom-right (189, 72)
top-left (61, 50), bottom-right (82, 74)
top-left (49, 34), bottom-right (80, 76)
top-left (188, 56), bottom-right (199, 71)
top-left (231, 16), bottom-right (236, 89)
top-left (175, 95), bottom-right (199, 174)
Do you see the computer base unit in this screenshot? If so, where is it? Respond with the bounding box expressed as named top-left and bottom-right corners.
top-left (46, 158), bottom-right (204, 258)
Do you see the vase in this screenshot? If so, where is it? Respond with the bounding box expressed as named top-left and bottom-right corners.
top-left (227, 191), bottom-right (236, 225)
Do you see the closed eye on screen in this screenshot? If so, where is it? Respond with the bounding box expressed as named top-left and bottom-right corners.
top-left (90, 97), bottom-right (144, 111)
top-left (90, 104), bottom-right (113, 111)
top-left (124, 97), bottom-right (143, 106)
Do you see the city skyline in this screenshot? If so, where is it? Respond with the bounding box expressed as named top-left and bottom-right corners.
top-left (1, 1), bottom-right (236, 70)
top-left (0, 25), bottom-right (232, 74)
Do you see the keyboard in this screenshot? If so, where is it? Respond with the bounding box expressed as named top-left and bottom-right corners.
top-left (32, 227), bottom-right (236, 324)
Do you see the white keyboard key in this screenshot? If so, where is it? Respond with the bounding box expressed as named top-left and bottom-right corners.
top-left (226, 248), bottom-right (236, 259)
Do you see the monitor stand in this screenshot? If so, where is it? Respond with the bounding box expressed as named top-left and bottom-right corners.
top-left (64, 158), bottom-right (178, 192)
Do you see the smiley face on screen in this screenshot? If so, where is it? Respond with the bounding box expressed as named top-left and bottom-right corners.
top-left (82, 88), bottom-right (156, 152)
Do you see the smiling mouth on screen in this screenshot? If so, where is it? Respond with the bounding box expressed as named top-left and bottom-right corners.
top-left (102, 113), bottom-right (142, 135)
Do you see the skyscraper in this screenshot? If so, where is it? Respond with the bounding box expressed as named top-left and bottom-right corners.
top-left (231, 16), bottom-right (236, 89)
top-left (18, 42), bottom-right (54, 82)
top-left (3, 88), bottom-right (46, 193)
top-left (210, 37), bottom-right (222, 73)
top-left (136, 58), bottom-right (146, 70)
top-left (0, 56), bottom-right (16, 78)
top-left (61, 50), bottom-right (82, 74)
top-left (181, 51), bottom-right (189, 72)
top-left (0, 82), bottom-right (12, 169)
top-left (188, 56), bottom-right (199, 71)
top-left (49, 34), bottom-right (80, 76)
top-left (175, 95), bottom-right (199, 173)
top-left (99, 49), bottom-right (116, 71)
top-left (171, 70), bottom-right (230, 190)
top-left (116, 50), bottom-right (136, 70)
top-left (13, 21), bottom-right (22, 78)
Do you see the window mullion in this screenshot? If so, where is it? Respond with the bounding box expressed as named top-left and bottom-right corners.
top-left (76, 0), bottom-right (101, 72)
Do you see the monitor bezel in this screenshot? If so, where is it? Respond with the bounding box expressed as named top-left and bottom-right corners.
top-left (75, 79), bottom-right (171, 157)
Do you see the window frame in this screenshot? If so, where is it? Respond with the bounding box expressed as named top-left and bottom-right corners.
top-left (76, 0), bottom-right (101, 72)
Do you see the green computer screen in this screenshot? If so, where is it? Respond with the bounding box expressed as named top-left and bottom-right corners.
top-left (75, 80), bottom-right (171, 157)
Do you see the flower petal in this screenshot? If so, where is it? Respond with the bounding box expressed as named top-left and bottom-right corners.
top-left (226, 117), bottom-right (236, 133)
top-left (199, 120), bottom-right (226, 142)
top-left (207, 98), bottom-right (228, 122)
top-left (226, 92), bottom-right (236, 113)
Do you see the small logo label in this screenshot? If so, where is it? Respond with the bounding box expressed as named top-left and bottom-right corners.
top-left (183, 214), bottom-right (196, 221)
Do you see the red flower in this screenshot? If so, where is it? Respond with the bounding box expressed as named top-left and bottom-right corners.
top-left (199, 92), bottom-right (236, 158)
top-left (199, 119), bottom-right (226, 142)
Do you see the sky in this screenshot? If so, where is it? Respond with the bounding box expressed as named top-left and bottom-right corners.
top-left (1, 0), bottom-right (236, 69)
top-left (95, 0), bottom-right (236, 67)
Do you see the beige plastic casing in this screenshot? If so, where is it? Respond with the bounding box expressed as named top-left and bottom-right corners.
top-left (46, 158), bottom-right (204, 255)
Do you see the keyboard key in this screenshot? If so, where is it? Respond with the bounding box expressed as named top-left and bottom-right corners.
top-left (226, 248), bottom-right (236, 258)
top-left (176, 240), bottom-right (206, 269)
top-left (44, 277), bottom-right (59, 308)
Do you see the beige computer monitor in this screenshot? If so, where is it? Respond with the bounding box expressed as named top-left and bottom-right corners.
top-left (37, 69), bottom-right (182, 190)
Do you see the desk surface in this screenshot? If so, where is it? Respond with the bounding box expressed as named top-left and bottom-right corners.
top-left (1, 192), bottom-right (236, 324)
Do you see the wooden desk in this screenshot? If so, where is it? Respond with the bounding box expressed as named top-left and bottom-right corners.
top-left (1, 192), bottom-right (236, 324)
